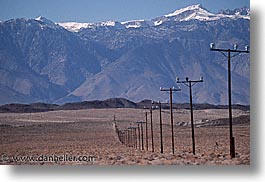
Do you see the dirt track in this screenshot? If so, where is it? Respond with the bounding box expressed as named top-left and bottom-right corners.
top-left (0, 108), bottom-right (250, 165)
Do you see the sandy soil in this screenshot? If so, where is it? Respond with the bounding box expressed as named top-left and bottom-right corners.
top-left (0, 108), bottom-right (250, 165)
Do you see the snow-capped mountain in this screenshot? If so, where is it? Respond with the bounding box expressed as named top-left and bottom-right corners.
top-left (162, 4), bottom-right (249, 21)
top-left (57, 22), bottom-right (94, 32)
top-left (121, 20), bottom-right (152, 29)
top-left (58, 4), bottom-right (249, 32)
top-left (219, 7), bottom-right (250, 16)
top-left (35, 16), bottom-right (65, 30)
top-left (0, 5), bottom-right (250, 105)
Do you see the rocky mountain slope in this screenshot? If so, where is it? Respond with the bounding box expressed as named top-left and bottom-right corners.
top-left (0, 4), bottom-right (250, 105)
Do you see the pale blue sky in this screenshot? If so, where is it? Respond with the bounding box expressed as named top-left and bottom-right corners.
top-left (0, 0), bottom-right (250, 23)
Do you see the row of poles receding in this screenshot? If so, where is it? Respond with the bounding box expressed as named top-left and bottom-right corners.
top-left (115, 44), bottom-right (249, 158)
top-left (114, 105), bottom-right (160, 152)
top-left (115, 77), bottom-right (203, 155)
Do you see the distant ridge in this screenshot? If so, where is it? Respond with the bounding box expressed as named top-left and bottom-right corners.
top-left (59, 98), bottom-right (137, 110)
top-left (0, 98), bottom-right (250, 113)
top-left (0, 103), bottom-right (59, 113)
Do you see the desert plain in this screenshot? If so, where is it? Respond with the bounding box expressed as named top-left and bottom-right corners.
top-left (0, 108), bottom-right (250, 165)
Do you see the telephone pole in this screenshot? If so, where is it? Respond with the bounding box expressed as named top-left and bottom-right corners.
top-left (159, 101), bottom-right (163, 154)
top-left (152, 101), bottom-right (164, 153)
top-left (150, 103), bottom-right (155, 152)
top-left (176, 77), bottom-right (203, 155)
top-left (160, 87), bottom-right (181, 154)
top-left (145, 111), bottom-right (149, 151)
top-left (210, 43), bottom-right (249, 158)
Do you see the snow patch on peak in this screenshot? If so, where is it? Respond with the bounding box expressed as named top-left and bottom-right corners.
top-left (121, 20), bottom-right (147, 28)
top-left (56, 4), bottom-right (250, 31)
top-left (35, 16), bottom-right (43, 21)
top-left (219, 7), bottom-right (250, 16)
top-left (58, 20), bottom-right (125, 32)
top-left (99, 20), bottom-right (124, 29)
top-left (160, 4), bottom-right (250, 23)
top-left (121, 20), bottom-right (153, 29)
top-left (34, 16), bottom-right (62, 30)
top-left (35, 16), bottom-right (54, 24)
top-left (58, 22), bottom-right (93, 32)
top-left (100, 20), bottom-right (116, 26)
top-left (154, 20), bottom-right (163, 26)
top-left (165, 4), bottom-right (207, 17)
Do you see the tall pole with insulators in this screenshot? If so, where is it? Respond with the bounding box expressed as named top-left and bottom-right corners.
top-left (159, 101), bottom-right (163, 153)
top-left (160, 87), bottom-right (181, 154)
top-left (176, 76), bottom-right (203, 155)
top-left (210, 43), bottom-right (249, 158)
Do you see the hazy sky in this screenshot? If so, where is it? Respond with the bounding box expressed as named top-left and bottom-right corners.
top-left (0, 0), bottom-right (250, 23)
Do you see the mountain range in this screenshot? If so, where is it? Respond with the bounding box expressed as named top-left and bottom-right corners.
top-left (0, 4), bottom-right (250, 105)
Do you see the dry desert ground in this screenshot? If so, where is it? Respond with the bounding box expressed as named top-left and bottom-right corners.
top-left (0, 108), bottom-right (250, 165)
